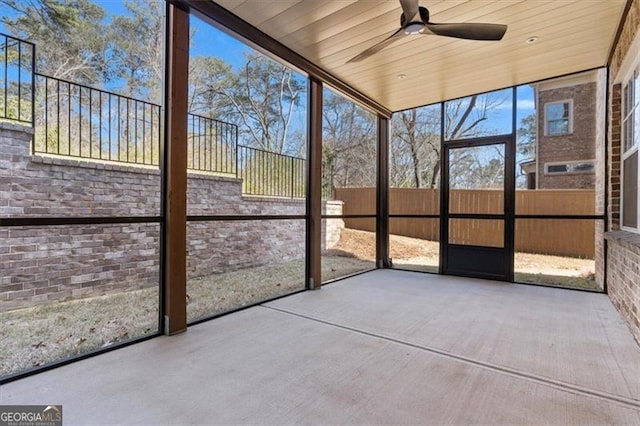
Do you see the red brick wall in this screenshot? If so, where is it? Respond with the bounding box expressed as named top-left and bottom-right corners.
top-left (537, 83), bottom-right (597, 189)
top-left (610, 84), bottom-right (622, 230)
top-left (606, 0), bottom-right (640, 344)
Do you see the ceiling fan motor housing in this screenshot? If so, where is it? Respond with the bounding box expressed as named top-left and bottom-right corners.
top-left (401, 6), bottom-right (430, 34)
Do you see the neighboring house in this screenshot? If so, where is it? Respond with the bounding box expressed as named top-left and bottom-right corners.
top-left (521, 70), bottom-right (602, 190)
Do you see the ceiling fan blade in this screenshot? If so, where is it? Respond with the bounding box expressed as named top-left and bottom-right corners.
top-left (399, 0), bottom-right (419, 22)
top-left (425, 22), bottom-right (507, 41)
top-left (347, 28), bottom-right (406, 63)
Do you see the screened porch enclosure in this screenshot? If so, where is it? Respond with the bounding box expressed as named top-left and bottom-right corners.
top-left (0, 5), bottom-right (635, 419)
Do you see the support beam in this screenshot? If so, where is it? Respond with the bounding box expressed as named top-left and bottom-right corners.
top-left (376, 116), bottom-right (390, 268)
top-left (163, 3), bottom-right (189, 334)
top-left (306, 78), bottom-right (323, 289)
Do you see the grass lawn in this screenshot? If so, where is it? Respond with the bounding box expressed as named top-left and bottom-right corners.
top-left (0, 255), bottom-right (372, 378)
top-left (0, 289), bottom-right (159, 377)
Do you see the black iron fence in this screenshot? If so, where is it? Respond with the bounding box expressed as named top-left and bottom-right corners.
top-left (33, 73), bottom-right (240, 173)
top-left (1, 31), bottom-right (306, 198)
top-left (34, 73), bottom-right (162, 165)
top-left (188, 113), bottom-right (237, 174)
top-left (237, 145), bottom-right (305, 198)
top-left (0, 33), bottom-right (35, 124)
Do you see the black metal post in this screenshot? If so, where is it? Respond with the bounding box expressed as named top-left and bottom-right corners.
top-left (376, 115), bottom-right (390, 268)
top-left (306, 77), bottom-right (322, 290)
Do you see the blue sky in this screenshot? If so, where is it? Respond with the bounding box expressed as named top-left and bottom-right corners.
top-left (0, 0), bottom-right (252, 70)
top-left (93, 0), bottom-right (253, 70)
top-left (190, 14), bottom-right (251, 71)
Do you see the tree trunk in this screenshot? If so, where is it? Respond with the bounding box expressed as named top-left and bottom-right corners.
top-left (430, 160), bottom-right (440, 188)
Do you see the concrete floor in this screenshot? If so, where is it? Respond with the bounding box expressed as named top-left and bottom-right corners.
top-left (2, 270), bottom-right (640, 425)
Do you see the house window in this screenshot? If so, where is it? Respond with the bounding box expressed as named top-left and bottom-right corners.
top-left (545, 101), bottom-right (572, 135)
top-left (546, 164), bottom-right (568, 174)
top-left (544, 160), bottom-right (595, 175)
top-left (622, 66), bottom-right (640, 230)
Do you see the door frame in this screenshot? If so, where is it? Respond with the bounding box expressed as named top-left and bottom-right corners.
top-left (439, 134), bottom-right (516, 281)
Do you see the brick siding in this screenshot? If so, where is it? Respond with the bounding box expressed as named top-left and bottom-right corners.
top-left (605, 232), bottom-right (640, 344)
top-left (610, 84), bottom-right (622, 230)
top-left (606, 0), bottom-right (640, 344)
top-left (537, 83), bottom-right (596, 189)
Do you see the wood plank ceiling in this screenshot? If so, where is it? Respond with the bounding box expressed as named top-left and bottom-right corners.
top-left (213, 0), bottom-right (626, 112)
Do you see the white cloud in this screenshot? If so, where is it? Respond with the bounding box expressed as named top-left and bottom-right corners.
top-left (493, 99), bottom-right (535, 110)
top-left (494, 102), bottom-right (513, 110)
top-left (517, 99), bottom-right (536, 110)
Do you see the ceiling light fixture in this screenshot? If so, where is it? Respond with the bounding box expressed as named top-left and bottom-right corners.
top-left (526, 36), bottom-right (539, 44)
top-left (397, 73), bottom-right (407, 80)
top-left (404, 22), bottom-right (425, 35)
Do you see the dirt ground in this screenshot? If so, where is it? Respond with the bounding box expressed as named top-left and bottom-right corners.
top-left (332, 228), bottom-right (597, 289)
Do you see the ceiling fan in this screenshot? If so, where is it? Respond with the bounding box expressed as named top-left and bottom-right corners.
top-left (347, 0), bottom-right (507, 63)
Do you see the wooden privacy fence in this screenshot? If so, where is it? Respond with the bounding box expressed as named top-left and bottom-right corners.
top-left (334, 188), bottom-right (596, 258)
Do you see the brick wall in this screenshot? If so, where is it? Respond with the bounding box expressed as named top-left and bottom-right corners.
top-left (605, 232), bottom-right (640, 344)
top-left (606, 0), bottom-right (640, 344)
top-left (0, 223), bottom-right (161, 309)
top-left (610, 84), bottom-right (622, 230)
top-left (537, 83), bottom-right (597, 189)
top-left (0, 123), bottom-right (343, 310)
top-left (186, 201), bottom-right (343, 279)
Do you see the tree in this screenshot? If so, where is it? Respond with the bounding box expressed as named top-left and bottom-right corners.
top-left (215, 52), bottom-right (306, 155)
top-left (322, 90), bottom-right (376, 195)
top-left (1, 0), bottom-right (109, 82)
top-left (517, 113), bottom-right (536, 158)
top-left (107, 0), bottom-right (164, 103)
top-left (449, 145), bottom-right (505, 189)
top-left (390, 93), bottom-right (506, 189)
top-left (440, 94), bottom-right (506, 187)
top-left (390, 106), bottom-right (440, 188)
top-left (187, 56), bottom-right (234, 119)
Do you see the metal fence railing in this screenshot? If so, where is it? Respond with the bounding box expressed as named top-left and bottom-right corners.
top-left (237, 145), bottom-right (305, 198)
top-left (33, 74), bottom-right (240, 172)
top-left (0, 33), bottom-right (35, 124)
top-left (1, 31), bottom-right (307, 199)
top-left (34, 73), bottom-right (162, 165)
top-left (188, 113), bottom-right (237, 174)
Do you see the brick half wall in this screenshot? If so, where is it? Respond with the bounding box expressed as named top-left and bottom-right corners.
top-left (605, 232), bottom-right (640, 344)
top-left (0, 123), bottom-right (343, 310)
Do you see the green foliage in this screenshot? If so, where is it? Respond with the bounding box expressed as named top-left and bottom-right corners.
top-left (0, 89), bottom-right (32, 122)
top-left (107, 0), bottom-right (164, 103)
top-left (322, 89), bottom-right (377, 192)
top-left (188, 52), bottom-right (307, 156)
top-left (239, 153), bottom-right (305, 198)
top-left (517, 113), bottom-right (536, 158)
top-left (1, 0), bottom-right (109, 82)
top-left (188, 56), bottom-right (234, 119)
